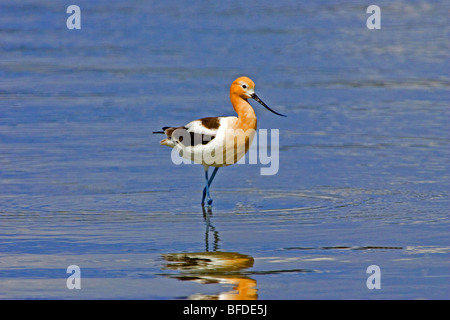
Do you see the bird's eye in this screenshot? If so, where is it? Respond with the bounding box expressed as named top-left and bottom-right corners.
top-left (242, 84), bottom-right (247, 89)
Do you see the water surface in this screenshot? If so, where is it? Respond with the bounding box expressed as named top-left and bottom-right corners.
top-left (0, 0), bottom-right (449, 299)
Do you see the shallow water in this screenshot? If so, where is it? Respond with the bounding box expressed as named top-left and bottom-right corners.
top-left (0, 1), bottom-right (449, 299)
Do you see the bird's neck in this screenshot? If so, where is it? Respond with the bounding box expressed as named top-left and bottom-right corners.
top-left (231, 96), bottom-right (257, 131)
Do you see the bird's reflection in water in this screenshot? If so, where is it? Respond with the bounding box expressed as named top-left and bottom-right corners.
top-left (203, 206), bottom-right (220, 252)
top-left (161, 206), bottom-right (257, 300)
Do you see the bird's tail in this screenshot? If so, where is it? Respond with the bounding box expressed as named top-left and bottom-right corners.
top-left (153, 127), bottom-right (173, 135)
top-left (153, 127), bottom-right (177, 147)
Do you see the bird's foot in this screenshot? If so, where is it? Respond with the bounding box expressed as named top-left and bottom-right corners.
top-left (201, 198), bottom-right (213, 206)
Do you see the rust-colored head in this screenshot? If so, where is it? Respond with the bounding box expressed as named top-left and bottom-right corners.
top-left (230, 76), bottom-right (256, 100)
top-left (230, 76), bottom-right (286, 117)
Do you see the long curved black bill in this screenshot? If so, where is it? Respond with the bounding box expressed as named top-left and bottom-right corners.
top-left (251, 93), bottom-right (286, 117)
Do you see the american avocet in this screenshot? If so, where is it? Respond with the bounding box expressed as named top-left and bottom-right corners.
top-left (153, 76), bottom-right (286, 206)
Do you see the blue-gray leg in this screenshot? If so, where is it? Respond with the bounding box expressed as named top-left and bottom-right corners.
top-left (202, 169), bottom-right (212, 205)
top-left (201, 167), bottom-right (219, 206)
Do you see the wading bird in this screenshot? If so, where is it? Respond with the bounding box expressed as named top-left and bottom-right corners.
top-left (153, 76), bottom-right (285, 206)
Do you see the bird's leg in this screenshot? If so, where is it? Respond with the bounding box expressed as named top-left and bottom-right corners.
top-left (202, 168), bottom-right (211, 205)
top-left (202, 167), bottom-right (219, 206)
top-left (208, 167), bottom-right (219, 188)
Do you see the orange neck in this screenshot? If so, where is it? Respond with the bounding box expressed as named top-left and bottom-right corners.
top-left (230, 94), bottom-right (257, 131)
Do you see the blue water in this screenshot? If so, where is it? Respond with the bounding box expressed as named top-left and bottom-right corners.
top-left (0, 0), bottom-right (449, 299)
